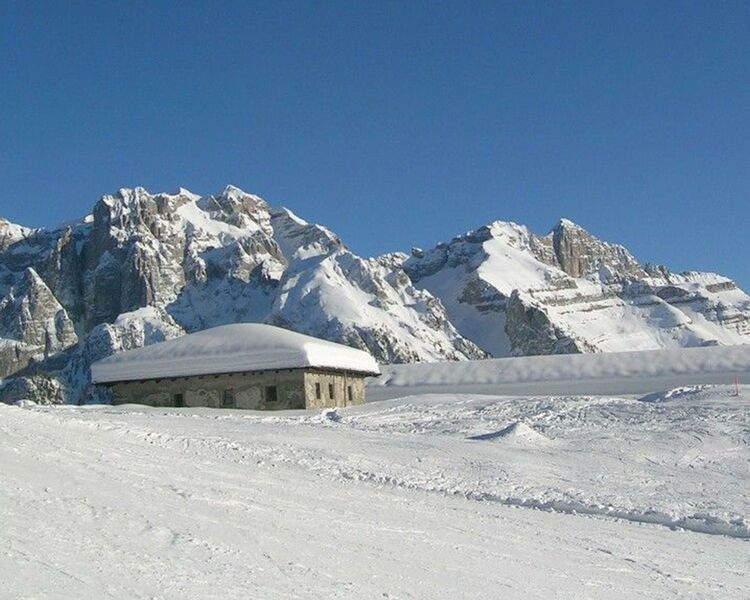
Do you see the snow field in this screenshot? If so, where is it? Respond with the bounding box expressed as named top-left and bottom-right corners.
top-left (1, 383), bottom-right (749, 598)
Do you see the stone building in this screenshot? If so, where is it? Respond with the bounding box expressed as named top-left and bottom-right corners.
top-left (91, 323), bottom-right (380, 410)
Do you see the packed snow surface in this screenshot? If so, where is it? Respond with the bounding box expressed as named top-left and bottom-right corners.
top-left (91, 323), bottom-right (380, 383)
top-left (2, 383), bottom-right (748, 598)
top-left (370, 344), bottom-right (750, 399)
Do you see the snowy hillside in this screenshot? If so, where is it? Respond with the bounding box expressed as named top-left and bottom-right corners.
top-left (2, 382), bottom-right (748, 598)
top-left (1, 184), bottom-right (750, 405)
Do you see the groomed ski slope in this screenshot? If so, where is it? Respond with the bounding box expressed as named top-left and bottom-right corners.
top-left (2, 379), bottom-right (749, 598)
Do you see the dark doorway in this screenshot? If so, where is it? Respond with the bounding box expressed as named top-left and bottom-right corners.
top-left (265, 386), bottom-right (278, 403)
top-left (173, 393), bottom-right (184, 407)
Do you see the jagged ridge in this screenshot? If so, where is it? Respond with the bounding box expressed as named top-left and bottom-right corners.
top-left (1, 186), bottom-right (749, 404)
top-left (0, 186), bottom-right (484, 404)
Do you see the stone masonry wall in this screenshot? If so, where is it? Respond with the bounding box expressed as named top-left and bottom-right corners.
top-left (304, 370), bottom-right (366, 409)
top-left (109, 368), bottom-right (369, 410)
top-left (110, 369), bottom-right (307, 410)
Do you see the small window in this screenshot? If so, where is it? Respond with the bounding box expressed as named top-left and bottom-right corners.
top-left (347, 385), bottom-right (353, 403)
top-left (315, 382), bottom-right (321, 400)
top-left (328, 383), bottom-right (335, 400)
top-left (222, 389), bottom-right (235, 408)
top-left (266, 385), bottom-right (278, 403)
top-left (173, 393), bottom-right (184, 407)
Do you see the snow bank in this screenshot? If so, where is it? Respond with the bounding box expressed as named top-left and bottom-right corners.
top-left (370, 344), bottom-right (750, 398)
top-left (91, 323), bottom-right (380, 383)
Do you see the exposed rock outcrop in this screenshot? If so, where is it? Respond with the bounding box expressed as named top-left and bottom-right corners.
top-left (0, 373), bottom-right (66, 405)
top-left (0, 268), bottom-right (77, 376)
top-left (551, 219), bottom-right (645, 280)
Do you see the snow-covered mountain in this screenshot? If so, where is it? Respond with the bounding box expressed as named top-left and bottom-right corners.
top-left (0, 186), bottom-right (483, 403)
top-left (0, 185), bottom-right (748, 404)
top-left (402, 218), bottom-right (750, 356)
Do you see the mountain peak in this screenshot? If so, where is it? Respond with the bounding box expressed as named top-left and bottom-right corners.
top-left (0, 217), bottom-right (33, 249)
top-left (552, 218), bottom-right (584, 232)
top-left (270, 206), bottom-right (343, 260)
top-left (175, 187), bottom-right (201, 201)
top-left (219, 184), bottom-right (264, 203)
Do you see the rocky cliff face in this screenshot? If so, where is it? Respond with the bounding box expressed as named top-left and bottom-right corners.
top-left (551, 219), bottom-right (646, 280)
top-left (0, 268), bottom-right (78, 376)
top-left (0, 186), bottom-right (483, 403)
top-left (1, 185), bottom-right (749, 404)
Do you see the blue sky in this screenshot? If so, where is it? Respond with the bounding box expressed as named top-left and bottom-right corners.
top-left (1, 2), bottom-right (749, 286)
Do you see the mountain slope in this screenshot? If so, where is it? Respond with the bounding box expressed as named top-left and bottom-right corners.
top-left (403, 219), bottom-right (750, 356)
top-left (267, 208), bottom-right (483, 363)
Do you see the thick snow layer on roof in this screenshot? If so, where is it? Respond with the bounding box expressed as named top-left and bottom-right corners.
top-left (91, 323), bottom-right (380, 384)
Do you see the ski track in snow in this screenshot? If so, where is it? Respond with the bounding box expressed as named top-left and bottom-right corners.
top-left (1, 386), bottom-right (749, 598)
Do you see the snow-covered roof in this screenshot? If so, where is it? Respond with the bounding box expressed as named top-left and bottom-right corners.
top-left (91, 323), bottom-right (380, 384)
